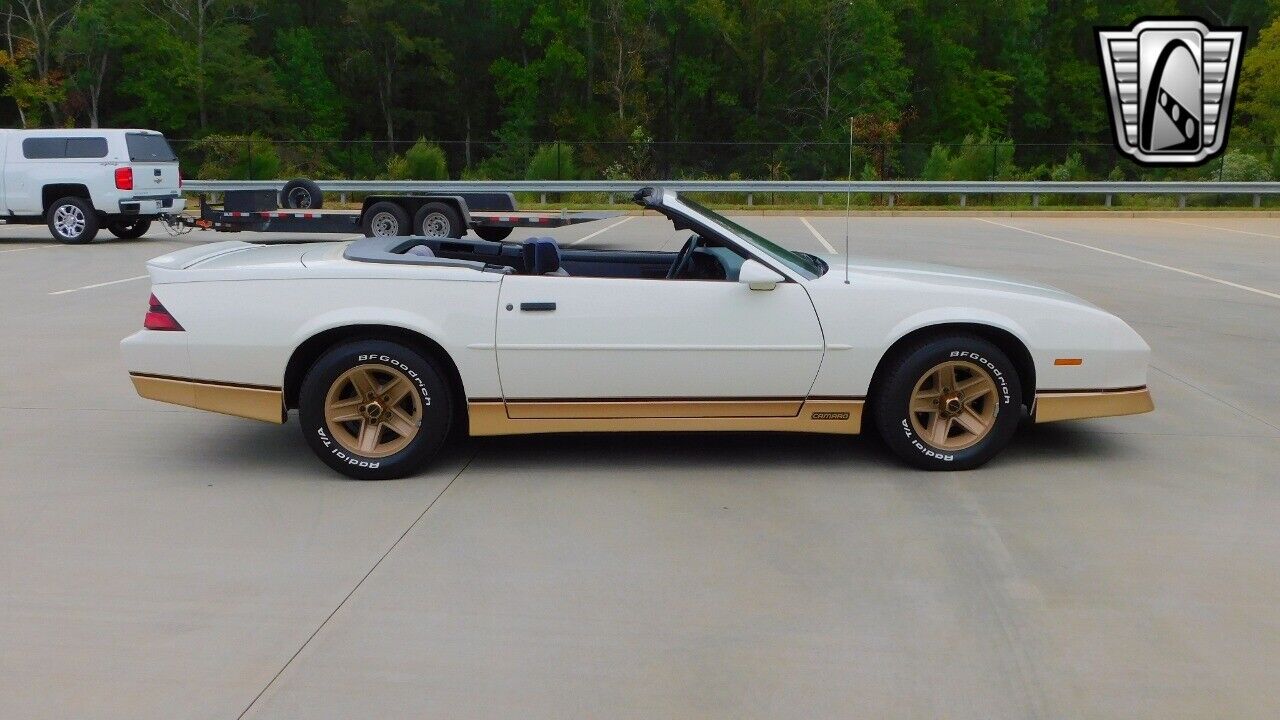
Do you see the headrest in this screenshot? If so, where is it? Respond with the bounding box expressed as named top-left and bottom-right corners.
top-left (522, 237), bottom-right (561, 275)
top-left (405, 244), bottom-right (436, 257)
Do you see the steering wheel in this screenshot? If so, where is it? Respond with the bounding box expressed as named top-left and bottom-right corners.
top-left (667, 234), bottom-right (701, 280)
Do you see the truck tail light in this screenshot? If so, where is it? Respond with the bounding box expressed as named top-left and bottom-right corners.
top-left (144, 293), bottom-right (184, 331)
top-left (115, 166), bottom-right (134, 191)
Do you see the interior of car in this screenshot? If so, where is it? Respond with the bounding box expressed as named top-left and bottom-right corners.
top-left (372, 234), bottom-right (751, 281)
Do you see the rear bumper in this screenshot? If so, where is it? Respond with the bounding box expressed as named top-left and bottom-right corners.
top-left (129, 373), bottom-right (284, 424)
top-left (1033, 387), bottom-right (1154, 423)
top-left (119, 195), bottom-right (185, 216)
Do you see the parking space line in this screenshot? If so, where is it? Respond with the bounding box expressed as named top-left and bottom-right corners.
top-left (234, 450), bottom-right (475, 720)
top-left (799, 217), bottom-right (837, 253)
top-left (974, 218), bottom-right (1280, 301)
top-left (49, 275), bottom-right (149, 296)
top-left (0, 244), bottom-right (57, 254)
top-left (568, 215), bottom-right (634, 246)
top-left (1155, 218), bottom-right (1280, 240)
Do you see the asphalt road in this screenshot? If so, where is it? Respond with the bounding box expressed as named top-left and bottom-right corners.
top-left (1, 212), bottom-right (1278, 719)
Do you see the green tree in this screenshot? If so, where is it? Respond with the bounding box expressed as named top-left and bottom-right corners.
top-left (386, 138), bottom-right (449, 179)
top-left (274, 28), bottom-right (343, 141)
top-left (1237, 16), bottom-right (1280, 143)
top-left (344, 0), bottom-right (451, 143)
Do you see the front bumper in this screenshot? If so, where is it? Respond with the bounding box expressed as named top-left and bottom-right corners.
top-left (119, 195), bottom-right (186, 216)
top-left (1033, 387), bottom-right (1154, 423)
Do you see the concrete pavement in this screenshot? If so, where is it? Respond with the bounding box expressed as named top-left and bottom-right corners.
top-left (1, 214), bottom-right (1277, 719)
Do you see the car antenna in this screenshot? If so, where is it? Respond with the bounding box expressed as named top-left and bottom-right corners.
top-left (843, 115), bottom-right (853, 285)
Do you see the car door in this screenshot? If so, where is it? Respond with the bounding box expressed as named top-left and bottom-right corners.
top-left (494, 274), bottom-right (824, 418)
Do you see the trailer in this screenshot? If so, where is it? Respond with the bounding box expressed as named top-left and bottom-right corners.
top-left (164, 184), bottom-right (616, 241)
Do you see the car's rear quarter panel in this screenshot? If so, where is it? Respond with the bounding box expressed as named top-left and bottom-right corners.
top-left (135, 273), bottom-right (502, 398)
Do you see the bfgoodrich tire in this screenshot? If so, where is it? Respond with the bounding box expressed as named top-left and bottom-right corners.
top-left (361, 201), bottom-right (410, 237)
top-left (872, 335), bottom-right (1022, 471)
top-left (47, 196), bottom-right (100, 244)
top-left (299, 340), bottom-right (453, 480)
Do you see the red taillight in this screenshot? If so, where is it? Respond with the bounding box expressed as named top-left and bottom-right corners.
top-left (115, 166), bottom-right (134, 191)
top-left (144, 293), bottom-right (183, 331)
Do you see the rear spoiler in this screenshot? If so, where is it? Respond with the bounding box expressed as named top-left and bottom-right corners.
top-left (146, 241), bottom-right (254, 271)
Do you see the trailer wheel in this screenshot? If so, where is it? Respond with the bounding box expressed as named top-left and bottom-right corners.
top-left (474, 226), bottom-right (513, 242)
top-left (413, 202), bottom-right (463, 239)
top-left (362, 201), bottom-right (410, 237)
top-left (280, 179), bottom-right (324, 210)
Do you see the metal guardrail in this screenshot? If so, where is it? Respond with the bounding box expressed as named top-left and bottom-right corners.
top-left (182, 180), bottom-right (1280, 208)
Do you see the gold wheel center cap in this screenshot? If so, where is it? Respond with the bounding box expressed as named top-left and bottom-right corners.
top-left (942, 396), bottom-right (963, 416)
top-left (363, 402), bottom-right (384, 420)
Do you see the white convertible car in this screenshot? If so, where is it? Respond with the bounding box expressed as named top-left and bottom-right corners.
top-left (121, 187), bottom-right (1153, 479)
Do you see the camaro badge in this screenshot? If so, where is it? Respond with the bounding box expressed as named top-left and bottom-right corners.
top-left (1096, 18), bottom-right (1245, 166)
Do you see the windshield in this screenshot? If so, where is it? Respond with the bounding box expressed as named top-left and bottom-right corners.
top-left (678, 196), bottom-right (825, 279)
top-left (126, 133), bottom-right (178, 162)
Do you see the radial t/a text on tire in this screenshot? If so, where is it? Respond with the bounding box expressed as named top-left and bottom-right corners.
top-left (872, 335), bottom-right (1022, 470)
top-left (298, 340), bottom-right (453, 480)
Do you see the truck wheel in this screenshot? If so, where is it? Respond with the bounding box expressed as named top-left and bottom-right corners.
top-left (47, 197), bottom-right (100, 244)
top-left (107, 217), bottom-right (152, 239)
top-left (414, 202), bottom-right (463, 238)
top-left (871, 335), bottom-right (1022, 471)
top-left (474, 226), bottom-right (513, 242)
top-left (362, 201), bottom-right (410, 237)
top-left (299, 340), bottom-right (453, 480)
top-left (280, 179), bottom-right (324, 210)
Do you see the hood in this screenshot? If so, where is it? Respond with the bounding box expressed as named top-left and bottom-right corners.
top-left (830, 256), bottom-right (1092, 306)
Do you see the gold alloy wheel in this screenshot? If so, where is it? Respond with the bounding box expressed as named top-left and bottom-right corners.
top-left (324, 364), bottom-right (423, 458)
top-left (908, 360), bottom-right (999, 451)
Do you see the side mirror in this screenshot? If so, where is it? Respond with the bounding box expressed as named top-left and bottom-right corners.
top-left (738, 259), bottom-right (785, 291)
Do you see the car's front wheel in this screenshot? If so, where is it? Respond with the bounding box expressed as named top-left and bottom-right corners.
top-left (872, 335), bottom-right (1022, 470)
top-left (299, 340), bottom-right (453, 480)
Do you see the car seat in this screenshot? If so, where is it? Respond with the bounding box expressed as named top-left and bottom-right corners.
top-left (522, 237), bottom-right (569, 275)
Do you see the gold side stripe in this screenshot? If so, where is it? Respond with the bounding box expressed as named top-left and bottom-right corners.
top-left (1033, 387), bottom-right (1153, 423)
top-left (470, 399), bottom-right (863, 436)
top-left (505, 398), bottom-right (804, 419)
top-left (130, 373), bottom-right (285, 424)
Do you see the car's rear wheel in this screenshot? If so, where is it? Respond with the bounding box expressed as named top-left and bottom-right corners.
top-left (47, 197), bottom-right (100, 244)
top-left (107, 217), bottom-right (152, 239)
top-left (299, 340), bottom-right (453, 480)
top-left (872, 335), bottom-right (1021, 470)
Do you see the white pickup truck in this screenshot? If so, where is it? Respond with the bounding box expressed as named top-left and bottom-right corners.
top-left (0, 128), bottom-right (184, 244)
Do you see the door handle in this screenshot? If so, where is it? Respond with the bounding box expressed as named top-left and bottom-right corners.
top-left (520, 302), bottom-right (556, 312)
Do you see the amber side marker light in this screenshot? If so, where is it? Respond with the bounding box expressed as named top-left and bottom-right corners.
top-left (1054, 358), bottom-right (1083, 366)
top-left (144, 294), bottom-right (184, 331)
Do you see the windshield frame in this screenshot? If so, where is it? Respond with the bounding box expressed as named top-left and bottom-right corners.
top-left (650, 190), bottom-right (825, 280)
